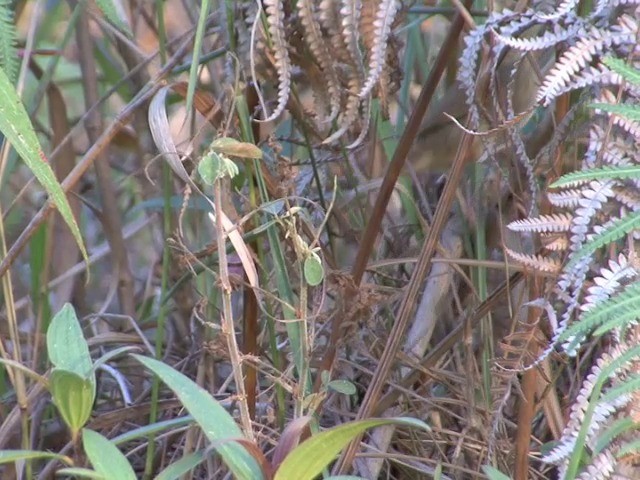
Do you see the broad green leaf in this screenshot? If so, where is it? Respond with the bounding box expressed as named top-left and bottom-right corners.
top-left (198, 151), bottom-right (239, 183)
top-left (131, 354), bottom-right (263, 480)
top-left (56, 467), bottom-right (105, 479)
top-left (326, 379), bottom-right (356, 396)
top-left (482, 465), bottom-right (512, 480)
top-left (211, 137), bottom-right (263, 159)
top-left (46, 303), bottom-right (93, 380)
top-left (82, 429), bottom-right (136, 480)
top-left (50, 369), bottom-right (94, 435)
top-left (0, 450), bottom-right (71, 464)
top-left (155, 450), bottom-right (206, 480)
top-left (198, 151), bottom-right (222, 184)
top-left (304, 252), bottom-right (324, 286)
top-left (0, 67), bottom-right (88, 266)
top-left (274, 418), bottom-right (429, 480)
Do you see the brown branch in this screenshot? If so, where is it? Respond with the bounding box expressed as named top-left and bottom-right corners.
top-left (318, 0), bottom-right (475, 396)
top-left (333, 2), bottom-right (476, 473)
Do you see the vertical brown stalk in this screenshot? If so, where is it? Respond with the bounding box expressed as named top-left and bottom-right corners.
top-left (514, 277), bottom-right (542, 480)
top-left (242, 84), bottom-right (261, 420)
top-left (75, 5), bottom-right (136, 319)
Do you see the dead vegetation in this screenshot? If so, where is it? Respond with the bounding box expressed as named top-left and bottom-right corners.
top-left (1, 0), bottom-right (639, 479)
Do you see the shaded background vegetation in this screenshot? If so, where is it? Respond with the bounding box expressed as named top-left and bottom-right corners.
top-left (1, 0), bottom-right (638, 479)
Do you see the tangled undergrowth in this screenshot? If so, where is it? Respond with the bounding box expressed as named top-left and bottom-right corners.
top-left (0, 1), bottom-right (639, 479)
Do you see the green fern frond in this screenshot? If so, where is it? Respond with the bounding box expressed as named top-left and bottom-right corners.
top-left (600, 375), bottom-right (640, 405)
top-left (558, 282), bottom-right (640, 344)
top-left (0, 0), bottom-right (18, 83)
top-left (603, 57), bottom-right (640, 86)
top-left (565, 344), bottom-right (640, 478)
top-left (592, 417), bottom-right (638, 457)
top-left (551, 166), bottom-right (640, 188)
top-left (591, 102), bottom-right (640, 122)
top-left (566, 210), bottom-right (640, 269)
top-left (616, 439), bottom-right (640, 459)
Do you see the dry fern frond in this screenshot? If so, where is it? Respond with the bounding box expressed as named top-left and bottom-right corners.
top-left (261, 0), bottom-right (292, 122)
top-left (505, 248), bottom-right (562, 273)
top-left (297, 0), bottom-right (341, 123)
top-left (359, 0), bottom-right (399, 99)
top-left (507, 213), bottom-right (573, 233)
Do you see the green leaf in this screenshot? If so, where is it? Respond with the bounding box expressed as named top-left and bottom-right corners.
top-left (304, 252), bottom-right (324, 286)
top-left (82, 429), bottom-right (136, 480)
top-left (50, 369), bottom-right (95, 435)
top-left (211, 137), bottom-right (263, 159)
top-left (0, 450), bottom-right (71, 464)
top-left (94, 0), bottom-right (132, 37)
top-left (0, 1), bottom-right (18, 83)
top-left (155, 451), bottom-right (206, 480)
top-left (0, 67), bottom-right (88, 266)
top-left (482, 465), bottom-right (512, 480)
top-left (274, 418), bottom-right (429, 480)
top-left (131, 354), bottom-right (263, 480)
top-left (47, 303), bottom-right (93, 380)
top-left (326, 379), bottom-right (356, 396)
top-left (198, 151), bottom-right (239, 183)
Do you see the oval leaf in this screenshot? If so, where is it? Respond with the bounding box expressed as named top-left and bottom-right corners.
top-left (304, 252), bottom-right (324, 287)
top-left (131, 354), bottom-right (263, 480)
top-left (0, 67), bottom-right (88, 265)
top-left (274, 418), bottom-right (429, 480)
top-left (50, 369), bottom-right (95, 435)
top-left (326, 380), bottom-right (356, 396)
top-left (198, 151), bottom-right (223, 185)
top-left (82, 429), bottom-right (136, 480)
top-left (211, 137), bottom-right (262, 159)
top-left (47, 303), bottom-right (93, 380)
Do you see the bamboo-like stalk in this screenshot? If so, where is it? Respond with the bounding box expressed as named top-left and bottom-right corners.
top-left (213, 180), bottom-right (254, 440)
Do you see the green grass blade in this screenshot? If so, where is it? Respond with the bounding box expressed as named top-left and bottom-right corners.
top-left (0, 450), bottom-right (71, 464)
top-left (0, 67), bottom-right (88, 265)
top-left (274, 418), bottom-right (429, 480)
top-left (185, 0), bottom-right (210, 116)
top-left (155, 450), bottom-right (206, 480)
top-left (131, 354), bottom-right (263, 480)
